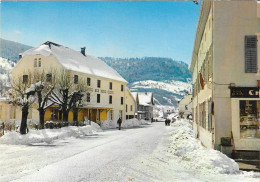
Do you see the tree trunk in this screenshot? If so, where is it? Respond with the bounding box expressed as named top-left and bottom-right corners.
top-left (73, 107), bottom-right (78, 122)
top-left (39, 108), bottom-right (45, 129)
top-left (63, 109), bottom-right (69, 122)
top-left (20, 104), bottom-right (29, 135)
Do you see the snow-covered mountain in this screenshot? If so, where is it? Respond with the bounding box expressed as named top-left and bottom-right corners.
top-left (129, 80), bottom-right (192, 106)
top-left (0, 57), bottom-right (15, 95)
top-left (130, 80), bottom-right (191, 96)
top-left (101, 57), bottom-right (192, 107)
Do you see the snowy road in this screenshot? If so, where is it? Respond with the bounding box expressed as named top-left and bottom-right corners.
top-left (1, 122), bottom-right (260, 182)
top-left (1, 123), bottom-right (168, 182)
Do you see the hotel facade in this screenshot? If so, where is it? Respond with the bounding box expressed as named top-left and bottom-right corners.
top-left (190, 1), bottom-right (260, 157)
top-left (10, 41), bottom-right (134, 124)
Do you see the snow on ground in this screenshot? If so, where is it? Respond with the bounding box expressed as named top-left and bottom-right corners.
top-left (168, 119), bottom-right (239, 174)
top-left (100, 118), bottom-right (150, 130)
top-left (0, 119), bottom-right (260, 182)
top-left (125, 119), bottom-right (260, 182)
top-left (0, 119), bottom-right (149, 145)
top-left (131, 80), bottom-right (192, 96)
top-left (0, 125), bottom-right (98, 145)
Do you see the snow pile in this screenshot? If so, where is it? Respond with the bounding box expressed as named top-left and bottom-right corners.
top-left (100, 120), bottom-right (117, 129)
top-left (100, 118), bottom-right (150, 130)
top-left (0, 125), bottom-right (98, 145)
top-left (90, 121), bottom-right (102, 132)
top-left (168, 119), bottom-right (240, 174)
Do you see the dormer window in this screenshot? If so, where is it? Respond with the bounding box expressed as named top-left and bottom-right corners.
top-left (74, 75), bottom-right (78, 84)
top-left (34, 58), bottom-right (42, 68)
top-left (34, 59), bottom-right (37, 67)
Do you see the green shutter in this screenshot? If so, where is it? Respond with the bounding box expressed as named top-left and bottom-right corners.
top-left (245, 35), bottom-right (258, 73)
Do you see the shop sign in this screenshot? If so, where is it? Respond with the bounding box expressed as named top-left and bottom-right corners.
top-left (230, 87), bottom-right (260, 98)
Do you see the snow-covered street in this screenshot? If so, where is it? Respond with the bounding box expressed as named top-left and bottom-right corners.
top-left (1, 121), bottom-right (260, 182)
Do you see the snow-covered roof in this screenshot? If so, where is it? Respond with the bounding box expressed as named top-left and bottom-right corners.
top-left (138, 92), bottom-right (154, 106)
top-left (21, 41), bottom-right (127, 83)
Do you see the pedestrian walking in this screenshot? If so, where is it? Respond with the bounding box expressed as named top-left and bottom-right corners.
top-left (117, 117), bottom-right (122, 130)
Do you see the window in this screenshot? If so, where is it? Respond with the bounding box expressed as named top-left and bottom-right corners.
top-left (97, 80), bottom-right (101, 88)
top-left (199, 102), bottom-right (206, 129)
top-left (121, 85), bottom-right (124, 91)
top-left (38, 60), bottom-right (41, 67)
top-left (121, 97), bottom-right (123, 105)
top-left (185, 105), bottom-right (188, 110)
top-left (240, 100), bottom-right (260, 138)
top-left (126, 104), bottom-right (128, 112)
top-left (86, 93), bottom-right (90, 102)
top-left (109, 95), bottom-right (112, 104)
top-left (131, 105), bottom-right (133, 111)
top-left (245, 35), bottom-right (258, 73)
top-left (87, 77), bottom-right (91, 86)
top-left (34, 59), bottom-right (37, 67)
top-left (97, 94), bottom-right (100, 103)
top-left (208, 100), bottom-right (213, 132)
top-left (109, 82), bottom-right (112, 90)
top-left (23, 75), bottom-right (28, 84)
top-left (46, 73), bottom-right (52, 82)
top-left (74, 75), bottom-right (78, 84)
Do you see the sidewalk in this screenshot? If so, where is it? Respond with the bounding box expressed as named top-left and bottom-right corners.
top-left (236, 160), bottom-right (260, 172)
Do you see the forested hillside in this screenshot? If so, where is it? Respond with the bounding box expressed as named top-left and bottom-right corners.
top-left (0, 38), bottom-right (32, 62)
top-left (100, 57), bottom-right (191, 83)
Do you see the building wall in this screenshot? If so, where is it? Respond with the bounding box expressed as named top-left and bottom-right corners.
top-left (11, 53), bottom-right (129, 123)
top-left (192, 1), bottom-right (260, 151)
top-left (213, 1), bottom-right (260, 148)
top-left (0, 102), bottom-right (15, 122)
top-left (125, 90), bottom-right (135, 118)
top-left (191, 2), bottom-right (214, 148)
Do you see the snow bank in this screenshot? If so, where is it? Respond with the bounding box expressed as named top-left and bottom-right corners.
top-left (168, 119), bottom-right (240, 174)
top-left (0, 125), bottom-right (99, 145)
top-left (100, 118), bottom-right (150, 130)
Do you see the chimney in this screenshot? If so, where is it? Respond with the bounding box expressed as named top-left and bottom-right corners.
top-left (81, 46), bottom-right (86, 56)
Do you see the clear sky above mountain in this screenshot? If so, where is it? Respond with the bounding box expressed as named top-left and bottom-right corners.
top-left (1, 1), bottom-right (200, 64)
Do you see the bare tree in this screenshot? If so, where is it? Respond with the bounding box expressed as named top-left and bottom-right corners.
top-left (9, 72), bottom-right (36, 134)
top-left (49, 69), bottom-right (87, 122)
top-left (32, 70), bottom-right (55, 129)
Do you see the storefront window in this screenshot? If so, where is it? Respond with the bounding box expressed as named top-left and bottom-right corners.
top-left (240, 100), bottom-right (260, 138)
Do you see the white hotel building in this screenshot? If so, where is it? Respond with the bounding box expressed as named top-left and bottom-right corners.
top-left (190, 1), bottom-right (260, 158)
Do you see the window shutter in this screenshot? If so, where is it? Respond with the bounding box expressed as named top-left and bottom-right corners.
top-left (245, 35), bottom-right (258, 73)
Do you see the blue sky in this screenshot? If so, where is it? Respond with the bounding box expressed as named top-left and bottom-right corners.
top-left (1, 1), bottom-right (200, 64)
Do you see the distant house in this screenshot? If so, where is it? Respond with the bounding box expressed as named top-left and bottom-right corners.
top-left (162, 106), bottom-right (176, 118)
top-left (178, 94), bottom-right (192, 119)
top-left (132, 92), bottom-right (154, 120)
top-left (11, 41), bottom-right (132, 124)
top-left (125, 88), bottom-right (136, 119)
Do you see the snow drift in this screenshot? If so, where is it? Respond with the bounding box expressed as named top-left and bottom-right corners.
top-left (0, 124), bottom-right (100, 145)
top-left (168, 119), bottom-right (240, 174)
